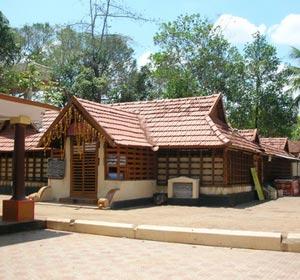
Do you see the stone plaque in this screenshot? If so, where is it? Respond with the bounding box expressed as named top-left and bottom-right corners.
top-left (173, 182), bottom-right (193, 198)
top-left (47, 158), bottom-right (65, 179)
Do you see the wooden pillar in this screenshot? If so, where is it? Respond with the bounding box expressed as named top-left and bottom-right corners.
top-left (2, 115), bottom-right (34, 222)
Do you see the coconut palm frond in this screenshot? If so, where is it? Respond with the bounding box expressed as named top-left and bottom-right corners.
top-left (290, 47), bottom-right (300, 60)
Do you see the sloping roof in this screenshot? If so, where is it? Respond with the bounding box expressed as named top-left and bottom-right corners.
top-left (214, 123), bottom-right (262, 153)
top-left (0, 93), bottom-right (59, 111)
top-left (259, 137), bottom-right (295, 160)
top-left (76, 98), bottom-right (151, 147)
top-left (238, 129), bottom-right (258, 142)
top-left (110, 94), bottom-right (231, 148)
top-left (110, 94), bottom-right (262, 152)
top-left (38, 94), bottom-right (271, 154)
top-left (288, 140), bottom-right (300, 155)
top-left (0, 110), bottom-right (59, 152)
top-left (260, 137), bottom-right (288, 151)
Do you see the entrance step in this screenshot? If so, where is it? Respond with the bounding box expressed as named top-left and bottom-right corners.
top-left (59, 197), bottom-right (98, 205)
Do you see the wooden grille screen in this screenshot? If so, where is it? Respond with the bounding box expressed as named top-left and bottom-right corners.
top-left (0, 153), bottom-right (12, 180)
top-left (71, 139), bottom-right (98, 197)
top-left (0, 152), bottom-right (48, 182)
top-left (263, 157), bottom-right (292, 182)
top-left (157, 149), bottom-right (224, 186)
top-left (105, 145), bottom-right (155, 180)
top-left (228, 150), bottom-right (254, 184)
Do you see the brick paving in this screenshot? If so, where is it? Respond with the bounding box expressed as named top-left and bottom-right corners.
top-left (0, 230), bottom-right (300, 280)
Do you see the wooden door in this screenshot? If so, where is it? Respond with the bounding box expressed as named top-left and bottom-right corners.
top-left (71, 138), bottom-right (98, 198)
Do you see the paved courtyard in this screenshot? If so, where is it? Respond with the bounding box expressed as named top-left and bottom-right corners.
top-left (0, 230), bottom-right (299, 280)
top-left (1, 195), bottom-right (300, 233)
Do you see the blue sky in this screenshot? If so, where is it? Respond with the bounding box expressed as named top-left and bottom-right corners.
top-left (1, 0), bottom-right (300, 65)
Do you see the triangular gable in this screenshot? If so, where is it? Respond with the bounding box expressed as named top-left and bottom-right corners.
top-left (38, 97), bottom-right (115, 148)
top-left (208, 94), bottom-right (227, 124)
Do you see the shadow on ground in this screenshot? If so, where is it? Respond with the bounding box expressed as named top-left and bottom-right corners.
top-left (0, 229), bottom-right (71, 247)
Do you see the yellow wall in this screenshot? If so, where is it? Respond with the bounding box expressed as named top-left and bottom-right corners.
top-left (49, 139), bottom-right (156, 202)
top-left (48, 138), bottom-right (253, 202)
top-left (97, 141), bottom-right (156, 201)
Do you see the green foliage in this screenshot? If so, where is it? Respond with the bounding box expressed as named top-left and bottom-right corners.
top-left (151, 14), bottom-right (243, 99)
top-left (291, 116), bottom-right (300, 140)
top-left (17, 23), bottom-right (55, 64)
top-left (288, 47), bottom-right (300, 106)
top-left (228, 33), bottom-right (297, 137)
top-left (0, 11), bottom-right (19, 65)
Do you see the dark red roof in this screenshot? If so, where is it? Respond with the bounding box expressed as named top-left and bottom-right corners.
top-left (0, 110), bottom-right (59, 152)
top-left (260, 137), bottom-right (295, 160)
top-left (38, 95), bottom-right (296, 158)
top-left (238, 129), bottom-right (258, 142)
top-left (288, 140), bottom-right (300, 154)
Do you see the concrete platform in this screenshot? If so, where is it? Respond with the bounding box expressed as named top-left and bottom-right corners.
top-left (46, 218), bottom-right (300, 253)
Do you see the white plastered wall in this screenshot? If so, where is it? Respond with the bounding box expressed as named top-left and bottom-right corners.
top-left (97, 141), bottom-right (156, 201)
top-left (292, 162), bottom-right (300, 177)
top-left (48, 139), bottom-right (156, 202)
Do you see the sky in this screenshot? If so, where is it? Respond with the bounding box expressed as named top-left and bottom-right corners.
top-left (1, 0), bottom-right (300, 67)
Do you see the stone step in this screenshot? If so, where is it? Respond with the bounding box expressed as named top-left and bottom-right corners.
top-left (59, 197), bottom-right (98, 205)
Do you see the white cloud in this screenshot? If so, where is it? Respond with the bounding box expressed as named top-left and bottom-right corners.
top-left (269, 14), bottom-right (300, 46)
top-left (137, 51), bottom-right (152, 68)
top-left (214, 14), bottom-right (266, 44)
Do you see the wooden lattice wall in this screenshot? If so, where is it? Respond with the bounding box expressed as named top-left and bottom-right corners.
top-left (105, 145), bottom-right (156, 180)
top-left (227, 150), bottom-right (254, 184)
top-left (157, 149), bottom-right (224, 186)
top-left (0, 151), bottom-right (49, 184)
top-left (263, 157), bottom-right (292, 182)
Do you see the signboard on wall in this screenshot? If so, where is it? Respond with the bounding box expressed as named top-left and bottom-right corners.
top-left (48, 158), bottom-right (65, 179)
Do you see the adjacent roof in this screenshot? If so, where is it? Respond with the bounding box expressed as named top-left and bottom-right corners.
top-left (0, 110), bottom-right (59, 152)
top-left (288, 140), bottom-right (300, 155)
top-left (238, 129), bottom-right (258, 143)
top-left (259, 137), bottom-right (295, 160)
top-left (260, 137), bottom-right (288, 151)
top-left (0, 93), bottom-right (59, 111)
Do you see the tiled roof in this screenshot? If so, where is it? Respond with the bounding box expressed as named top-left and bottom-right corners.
top-left (288, 140), bottom-right (300, 154)
top-left (38, 95), bottom-right (291, 156)
top-left (0, 110), bottom-right (59, 152)
top-left (76, 98), bottom-right (151, 147)
top-left (260, 137), bottom-right (288, 151)
top-left (259, 137), bottom-right (295, 160)
top-left (238, 129), bottom-right (258, 142)
top-left (109, 94), bottom-right (228, 148)
top-left (214, 123), bottom-right (262, 153)
top-left (110, 95), bottom-right (261, 152)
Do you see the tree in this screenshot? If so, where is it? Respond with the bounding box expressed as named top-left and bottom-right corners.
top-left (291, 116), bottom-right (300, 140)
top-left (73, 0), bottom-right (148, 103)
top-left (288, 47), bottom-right (300, 106)
top-left (150, 14), bottom-right (244, 99)
top-left (0, 11), bottom-right (19, 65)
top-left (17, 23), bottom-right (55, 64)
top-left (228, 33), bottom-right (297, 137)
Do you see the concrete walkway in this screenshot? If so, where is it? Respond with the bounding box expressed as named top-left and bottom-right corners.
top-left (1, 195), bottom-right (299, 233)
top-left (1, 230), bottom-right (300, 280)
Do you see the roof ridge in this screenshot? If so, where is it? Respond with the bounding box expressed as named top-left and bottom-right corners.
top-left (205, 116), bottom-right (230, 145)
top-left (75, 97), bottom-right (142, 118)
top-left (137, 115), bottom-right (156, 147)
top-left (110, 93), bottom-right (221, 106)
